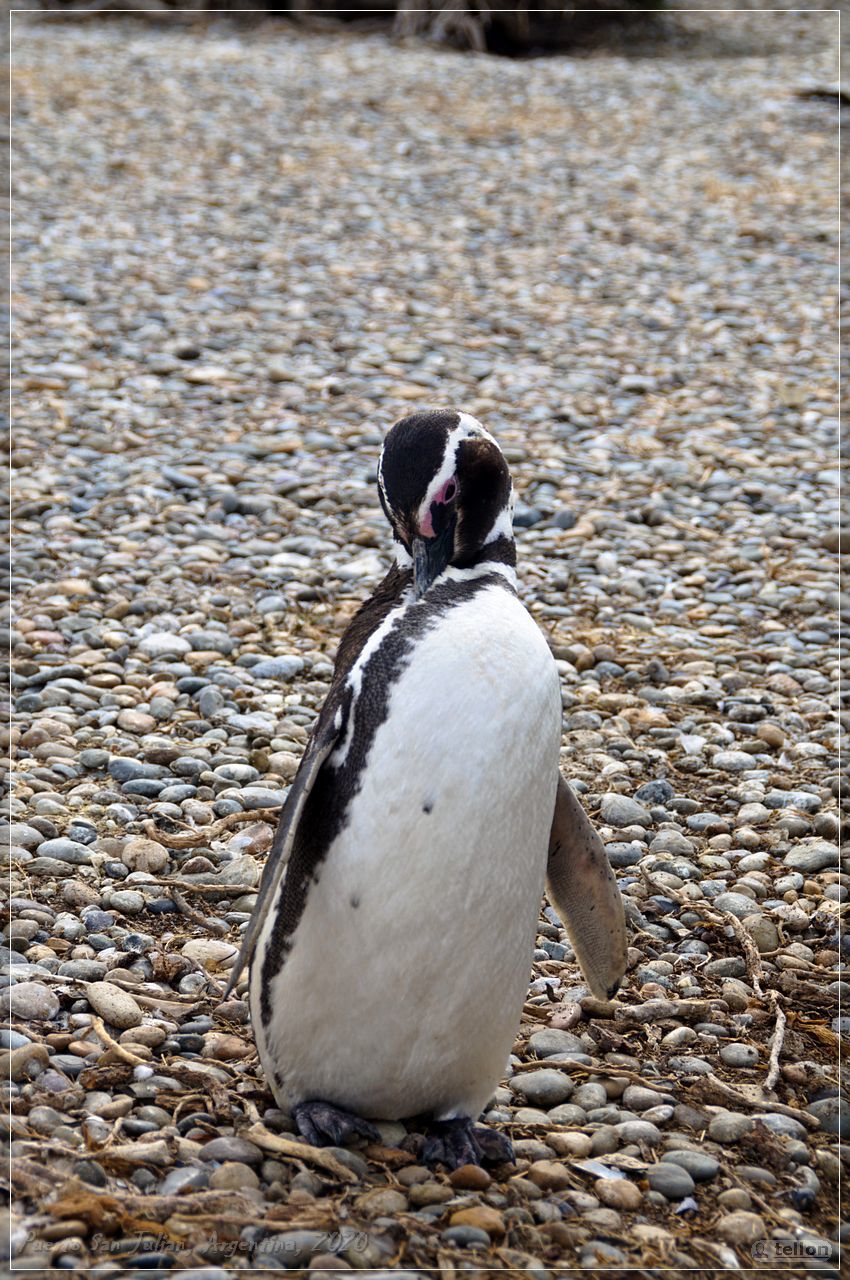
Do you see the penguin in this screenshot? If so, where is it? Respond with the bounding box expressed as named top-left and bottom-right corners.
top-left (226, 409), bottom-right (627, 1168)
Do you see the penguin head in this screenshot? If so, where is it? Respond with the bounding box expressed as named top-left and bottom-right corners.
top-left (378, 410), bottom-right (514, 598)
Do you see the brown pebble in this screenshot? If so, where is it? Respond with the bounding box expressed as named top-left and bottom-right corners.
top-left (549, 1131), bottom-right (592, 1158)
top-left (1, 1042), bottom-right (50, 1081)
top-left (716, 1210), bottom-right (766, 1245)
top-left (119, 1024), bottom-right (166, 1048)
top-left (354, 1187), bottom-right (408, 1217)
top-left (180, 856), bottom-right (217, 875)
top-left (38, 1220), bottom-right (91, 1243)
top-left (209, 1161), bottom-right (261, 1191)
top-left (61, 881), bottom-right (101, 910)
top-left (98, 1096), bottom-right (134, 1120)
top-left (113, 1042), bottom-right (153, 1061)
top-left (397, 1164), bottom-right (432, 1187)
top-left (449, 1163), bottom-right (492, 1190)
top-left (527, 1159), bottom-right (572, 1192)
top-left (204, 1031), bottom-right (252, 1061)
top-left (449, 1206), bottom-right (505, 1238)
top-left (594, 1177), bottom-right (642, 1209)
top-left (408, 1181), bottom-right (453, 1206)
top-left (756, 722), bottom-right (785, 748)
top-left (549, 1000), bottom-right (582, 1030)
top-left (120, 837), bottom-right (169, 874)
top-left (542, 1220), bottom-right (585, 1248)
top-left (718, 1188), bottom-right (752, 1211)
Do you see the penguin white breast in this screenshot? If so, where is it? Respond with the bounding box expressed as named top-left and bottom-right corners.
top-left (253, 581), bottom-right (562, 1122)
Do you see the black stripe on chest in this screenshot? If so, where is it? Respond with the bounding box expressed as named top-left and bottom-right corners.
top-left (258, 571), bottom-right (511, 1023)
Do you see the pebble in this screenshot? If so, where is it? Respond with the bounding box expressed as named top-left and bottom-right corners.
top-left (714, 892), bottom-right (763, 919)
top-left (449, 1164), bottom-right (492, 1191)
top-left (449, 1206), bottom-right (505, 1238)
top-left (708, 1112), bottom-right (755, 1143)
top-left (594, 1178), bottom-right (642, 1209)
top-left (85, 982), bottom-right (144, 1030)
top-left (660, 1150), bottom-right (719, 1181)
top-left (34, 838), bottom-right (92, 865)
top-left (634, 780), bottom-right (675, 805)
top-left (442, 1225), bottom-right (490, 1249)
top-left (712, 751), bottom-right (756, 773)
top-left (715, 1211), bottom-right (767, 1245)
top-left (600, 794), bottom-right (652, 828)
top-left (4, 1043), bottom-right (50, 1081)
top-left (572, 1082), bottom-right (608, 1111)
top-left (255, 1231), bottom-right (328, 1266)
top-left (528, 1028), bottom-right (584, 1058)
top-left (806, 1096), bottom-right (848, 1137)
top-left (7, 824), bottom-right (45, 850)
top-left (181, 939), bottom-right (238, 968)
top-left (356, 1187), bottom-right (407, 1217)
top-left (511, 1069), bottom-right (574, 1108)
top-left (622, 1085), bottom-right (671, 1111)
top-left (208, 1162), bottom-right (261, 1191)
top-left (783, 842), bottom-right (837, 873)
top-left (105, 890), bottom-right (145, 915)
top-left (198, 1137), bottom-right (264, 1166)
top-left (119, 838), bottom-right (170, 874)
top-left (0, 982), bottom-right (60, 1021)
top-left (743, 915), bottom-right (780, 953)
top-left (250, 656), bottom-right (306, 680)
top-left (138, 633), bottom-right (192, 658)
top-left (647, 1163), bottom-right (695, 1198)
top-left (615, 1120), bottom-right (662, 1147)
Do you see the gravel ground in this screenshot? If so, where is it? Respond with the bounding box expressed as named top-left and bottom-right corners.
top-left (6, 7), bottom-right (844, 1276)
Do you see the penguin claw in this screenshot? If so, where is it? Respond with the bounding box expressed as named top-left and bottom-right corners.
top-left (420, 1118), bottom-right (514, 1170)
top-left (292, 1100), bottom-right (381, 1149)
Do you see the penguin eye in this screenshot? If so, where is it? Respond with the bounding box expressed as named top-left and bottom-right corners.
top-left (444, 479), bottom-right (457, 502)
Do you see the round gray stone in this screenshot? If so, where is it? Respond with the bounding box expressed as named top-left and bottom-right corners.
top-left (600, 794), bottom-right (652, 828)
top-left (661, 1149), bottom-right (720, 1181)
top-left (0, 981), bottom-right (60, 1021)
top-left (647, 1162), bottom-right (695, 1198)
top-left (510, 1068), bottom-right (574, 1108)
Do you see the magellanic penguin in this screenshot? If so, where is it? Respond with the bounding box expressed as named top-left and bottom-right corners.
top-left (227, 410), bottom-right (628, 1168)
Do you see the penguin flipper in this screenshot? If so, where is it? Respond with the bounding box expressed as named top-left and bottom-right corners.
top-left (222, 699), bottom-right (345, 998)
top-left (546, 773), bottom-right (628, 1000)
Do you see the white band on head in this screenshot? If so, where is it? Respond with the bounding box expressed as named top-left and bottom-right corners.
top-left (415, 413), bottom-right (498, 535)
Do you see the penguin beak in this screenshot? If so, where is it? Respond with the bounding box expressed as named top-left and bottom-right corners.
top-left (412, 521), bottom-right (455, 599)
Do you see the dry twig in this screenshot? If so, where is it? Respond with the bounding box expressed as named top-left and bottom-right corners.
top-left (142, 808), bottom-right (281, 848)
top-left (243, 1122), bottom-right (360, 1183)
top-left (89, 1016), bottom-right (148, 1066)
top-left (764, 995), bottom-right (787, 1093)
top-left (169, 886), bottom-right (229, 934)
top-left (697, 1073), bottom-right (819, 1130)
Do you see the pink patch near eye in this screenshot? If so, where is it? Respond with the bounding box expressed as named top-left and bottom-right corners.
top-left (419, 476), bottom-right (458, 538)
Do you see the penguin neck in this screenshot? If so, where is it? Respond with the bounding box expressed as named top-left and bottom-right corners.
top-left (460, 501), bottom-right (517, 576)
top-left (392, 522), bottom-right (518, 590)
top-left (447, 534), bottom-right (517, 591)
top-left (465, 534), bottom-right (516, 573)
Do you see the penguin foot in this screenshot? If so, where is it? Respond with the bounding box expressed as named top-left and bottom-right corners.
top-left (292, 1100), bottom-right (381, 1148)
top-left (471, 1125), bottom-right (515, 1165)
top-left (419, 1118), bottom-right (514, 1170)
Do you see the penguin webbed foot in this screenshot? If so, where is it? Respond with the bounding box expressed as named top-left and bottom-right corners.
top-left (411, 1118), bottom-right (514, 1170)
top-left (292, 1099), bottom-right (381, 1149)
top-left (472, 1124), bottom-right (514, 1165)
